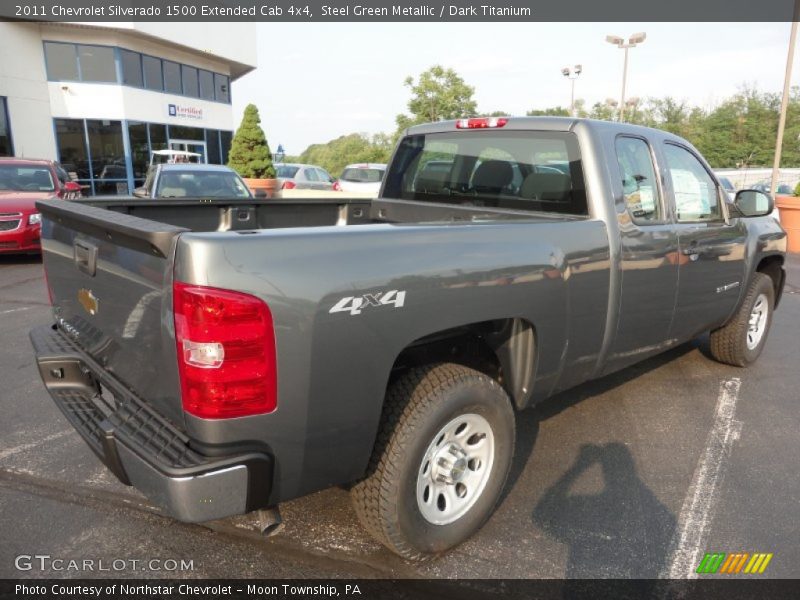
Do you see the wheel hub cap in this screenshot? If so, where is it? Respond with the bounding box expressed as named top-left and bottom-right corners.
top-left (416, 413), bottom-right (496, 525)
top-left (746, 293), bottom-right (768, 350)
top-left (434, 444), bottom-right (468, 484)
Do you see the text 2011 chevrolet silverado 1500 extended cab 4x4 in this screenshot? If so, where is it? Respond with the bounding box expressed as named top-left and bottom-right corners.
top-left (30, 117), bottom-right (786, 559)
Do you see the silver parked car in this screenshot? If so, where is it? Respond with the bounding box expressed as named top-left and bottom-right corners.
top-left (338, 163), bottom-right (387, 195)
top-left (275, 163), bottom-right (336, 191)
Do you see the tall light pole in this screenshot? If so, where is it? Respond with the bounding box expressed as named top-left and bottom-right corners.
top-left (561, 64), bottom-right (582, 116)
top-left (606, 32), bottom-right (646, 122)
top-left (771, 4), bottom-right (799, 199)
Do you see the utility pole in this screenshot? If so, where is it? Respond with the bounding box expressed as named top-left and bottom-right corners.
top-left (771, 2), bottom-right (799, 199)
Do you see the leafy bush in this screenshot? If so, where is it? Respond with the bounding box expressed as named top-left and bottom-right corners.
top-left (228, 104), bottom-right (276, 179)
top-left (794, 182), bottom-right (800, 197)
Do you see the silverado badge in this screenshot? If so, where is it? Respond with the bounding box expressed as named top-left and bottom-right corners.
top-left (78, 288), bottom-right (99, 316)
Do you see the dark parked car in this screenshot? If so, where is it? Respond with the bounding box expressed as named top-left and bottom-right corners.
top-left (31, 117), bottom-right (786, 560)
top-left (0, 158), bottom-right (80, 254)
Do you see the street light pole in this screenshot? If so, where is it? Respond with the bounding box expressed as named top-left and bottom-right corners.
top-left (620, 46), bottom-right (629, 121)
top-left (771, 5), bottom-right (799, 199)
top-left (606, 33), bottom-right (646, 122)
top-left (561, 65), bottom-right (583, 117)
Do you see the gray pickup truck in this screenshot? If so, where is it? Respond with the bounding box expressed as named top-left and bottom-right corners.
top-left (31, 117), bottom-right (786, 560)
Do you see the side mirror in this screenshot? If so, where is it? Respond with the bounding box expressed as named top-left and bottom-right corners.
top-left (64, 181), bottom-right (81, 193)
top-left (253, 188), bottom-right (268, 199)
top-left (133, 187), bottom-right (148, 198)
top-left (734, 189), bottom-right (773, 217)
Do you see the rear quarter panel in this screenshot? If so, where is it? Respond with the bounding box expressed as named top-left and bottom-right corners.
top-left (174, 219), bottom-right (610, 502)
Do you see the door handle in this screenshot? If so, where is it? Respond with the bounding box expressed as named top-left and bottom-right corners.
top-left (74, 240), bottom-right (98, 276)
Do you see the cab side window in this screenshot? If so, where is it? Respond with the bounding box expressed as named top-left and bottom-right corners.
top-left (663, 144), bottom-right (722, 222)
top-left (614, 137), bottom-right (662, 222)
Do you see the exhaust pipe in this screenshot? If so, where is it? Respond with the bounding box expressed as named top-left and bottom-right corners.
top-left (255, 506), bottom-right (284, 537)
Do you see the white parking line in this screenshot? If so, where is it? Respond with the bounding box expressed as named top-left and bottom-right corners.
top-left (0, 430), bottom-right (72, 461)
top-left (661, 378), bottom-right (743, 579)
top-left (0, 307), bottom-right (32, 315)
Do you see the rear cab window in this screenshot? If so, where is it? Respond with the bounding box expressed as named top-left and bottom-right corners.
top-left (383, 130), bottom-right (587, 215)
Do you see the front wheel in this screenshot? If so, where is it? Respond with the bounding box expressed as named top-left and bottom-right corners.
top-left (350, 363), bottom-right (515, 560)
top-left (710, 272), bottom-right (775, 367)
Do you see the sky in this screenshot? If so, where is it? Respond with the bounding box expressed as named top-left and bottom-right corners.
top-left (232, 22), bottom-right (798, 155)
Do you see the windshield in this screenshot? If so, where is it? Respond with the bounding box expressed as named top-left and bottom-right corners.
top-left (383, 130), bottom-right (587, 215)
top-left (0, 165), bottom-right (55, 192)
top-left (155, 170), bottom-right (251, 198)
top-left (276, 165), bottom-right (300, 178)
top-left (341, 167), bottom-right (385, 183)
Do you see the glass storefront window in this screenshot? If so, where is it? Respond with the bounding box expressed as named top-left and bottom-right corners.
top-left (220, 131), bottom-right (233, 164)
top-left (199, 70), bottom-right (215, 101)
top-left (215, 74), bottom-right (230, 103)
top-left (77, 45), bottom-right (116, 83)
top-left (86, 120), bottom-right (126, 193)
top-left (44, 42), bottom-right (79, 81)
top-left (0, 98), bottom-right (12, 157)
top-left (143, 55), bottom-right (163, 91)
top-left (181, 65), bottom-right (199, 98)
top-left (55, 119), bottom-right (90, 181)
top-left (163, 61), bottom-right (182, 94)
top-left (149, 123), bottom-right (167, 151)
top-left (128, 122), bottom-right (149, 184)
top-left (206, 130), bottom-right (221, 165)
top-left (121, 49), bottom-right (143, 87)
top-left (168, 125), bottom-right (204, 142)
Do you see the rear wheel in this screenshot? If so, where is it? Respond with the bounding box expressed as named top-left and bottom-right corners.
top-left (710, 273), bottom-right (775, 367)
top-left (351, 363), bottom-right (515, 560)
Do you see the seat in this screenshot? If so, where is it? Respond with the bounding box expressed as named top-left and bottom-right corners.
top-left (520, 172), bottom-right (571, 203)
top-left (471, 160), bottom-right (513, 196)
top-left (158, 174), bottom-right (187, 197)
top-left (32, 171), bottom-right (53, 190)
top-left (414, 163), bottom-right (451, 194)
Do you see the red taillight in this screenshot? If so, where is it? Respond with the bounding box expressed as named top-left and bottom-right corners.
top-left (455, 117), bottom-right (508, 129)
top-left (173, 281), bottom-right (277, 419)
top-left (332, 181), bottom-right (341, 191)
top-left (282, 180), bottom-right (296, 190)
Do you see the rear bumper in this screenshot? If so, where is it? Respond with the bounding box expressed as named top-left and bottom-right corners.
top-left (29, 324), bottom-right (273, 523)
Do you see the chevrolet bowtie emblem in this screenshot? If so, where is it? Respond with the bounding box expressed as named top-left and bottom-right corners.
top-left (78, 288), bottom-right (99, 316)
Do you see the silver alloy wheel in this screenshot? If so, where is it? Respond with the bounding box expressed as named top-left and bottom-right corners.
top-left (747, 293), bottom-right (769, 350)
top-left (416, 413), bottom-right (495, 525)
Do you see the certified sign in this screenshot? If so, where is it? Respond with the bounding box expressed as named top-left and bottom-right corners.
top-left (167, 103), bottom-right (203, 121)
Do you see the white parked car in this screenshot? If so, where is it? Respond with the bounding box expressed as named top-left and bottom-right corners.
top-left (337, 163), bottom-right (387, 195)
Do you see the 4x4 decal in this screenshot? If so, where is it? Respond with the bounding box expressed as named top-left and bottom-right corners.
top-left (329, 290), bottom-right (406, 316)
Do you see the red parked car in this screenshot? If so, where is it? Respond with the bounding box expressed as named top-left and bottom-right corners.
top-left (0, 158), bottom-right (81, 254)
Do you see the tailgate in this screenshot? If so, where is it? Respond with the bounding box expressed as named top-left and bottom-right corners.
top-left (37, 199), bottom-right (189, 427)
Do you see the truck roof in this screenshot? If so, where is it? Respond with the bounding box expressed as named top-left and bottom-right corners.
top-left (405, 116), bottom-right (688, 144)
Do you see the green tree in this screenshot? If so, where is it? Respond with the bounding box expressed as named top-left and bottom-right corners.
top-left (396, 65), bottom-right (477, 131)
top-left (298, 133), bottom-right (393, 177)
top-left (227, 104), bottom-right (276, 179)
top-left (526, 106), bottom-right (570, 117)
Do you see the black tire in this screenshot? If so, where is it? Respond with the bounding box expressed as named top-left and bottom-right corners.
top-left (350, 363), bottom-right (515, 560)
top-left (710, 273), bottom-right (775, 367)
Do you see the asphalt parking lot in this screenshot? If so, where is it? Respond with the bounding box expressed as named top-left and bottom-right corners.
top-left (1, 253), bottom-right (799, 579)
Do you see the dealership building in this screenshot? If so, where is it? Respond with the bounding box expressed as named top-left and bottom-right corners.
top-left (0, 22), bottom-right (256, 194)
